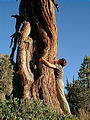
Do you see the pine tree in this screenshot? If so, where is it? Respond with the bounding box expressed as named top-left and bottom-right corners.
top-left (78, 55), bottom-right (90, 88)
top-left (65, 56), bottom-right (90, 115)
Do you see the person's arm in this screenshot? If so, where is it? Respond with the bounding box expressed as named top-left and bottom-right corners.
top-left (39, 58), bottom-right (56, 69)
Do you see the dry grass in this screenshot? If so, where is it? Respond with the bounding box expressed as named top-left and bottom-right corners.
top-left (79, 108), bottom-right (89, 120)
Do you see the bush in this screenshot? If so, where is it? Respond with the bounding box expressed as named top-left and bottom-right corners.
top-left (0, 54), bottom-right (14, 100)
top-left (0, 97), bottom-right (79, 120)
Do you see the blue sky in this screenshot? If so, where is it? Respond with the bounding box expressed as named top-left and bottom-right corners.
top-left (0, 0), bottom-right (90, 87)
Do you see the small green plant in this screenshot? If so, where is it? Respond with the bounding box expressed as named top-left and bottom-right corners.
top-left (0, 97), bottom-right (79, 120)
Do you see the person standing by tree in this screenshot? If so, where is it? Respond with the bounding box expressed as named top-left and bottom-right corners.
top-left (40, 57), bottom-right (71, 115)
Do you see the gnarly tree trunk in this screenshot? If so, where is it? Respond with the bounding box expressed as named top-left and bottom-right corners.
top-left (16, 21), bottom-right (34, 98)
top-left (13, 0), bottom-right (62, 112)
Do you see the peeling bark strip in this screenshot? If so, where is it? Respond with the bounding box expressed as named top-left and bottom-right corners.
top-left (13, 0), bottom-right (63, 113)
top-left (16, 21), bottom-right (34, 98)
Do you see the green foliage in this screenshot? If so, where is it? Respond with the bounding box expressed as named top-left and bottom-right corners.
top-left (0, 97), bottom-right (78, 120)
top-left (65, 55), bottom-right (90, 115)
top-left (0, 54), bottom-right (14, 100)
top-left (78, 55), bottom-right (90, 88)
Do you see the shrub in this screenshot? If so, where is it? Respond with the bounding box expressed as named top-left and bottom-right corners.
top-left (0, 54), bottom-right (14, 100)
top-left (0, 97), bottom-right (79, 120)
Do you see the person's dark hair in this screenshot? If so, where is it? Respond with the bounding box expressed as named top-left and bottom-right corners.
top-left (56, 58), bottom-right (67, 67)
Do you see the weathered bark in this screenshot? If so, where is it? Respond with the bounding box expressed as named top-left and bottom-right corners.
top-left (15, 21), bottom-right (34, 98)
top-left (13, 0), bottom-right (63, 112)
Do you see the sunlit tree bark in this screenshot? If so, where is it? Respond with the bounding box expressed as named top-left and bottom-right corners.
top-left (12, 0), bottom-right (63, 112)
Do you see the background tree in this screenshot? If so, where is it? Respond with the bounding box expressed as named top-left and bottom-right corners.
top-left (65, 56), bottom-right (90, 115)
top-left (78, 55), bottom-right (90, 88)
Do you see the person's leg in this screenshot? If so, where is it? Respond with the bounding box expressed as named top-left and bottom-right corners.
top-left (56, 80), bottom-right (71, 114)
